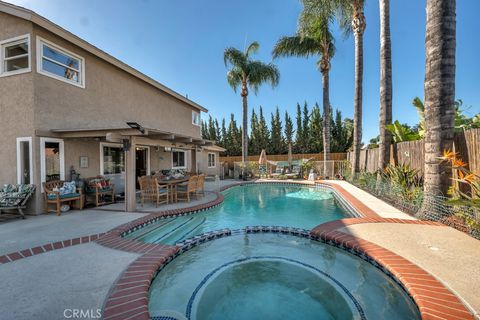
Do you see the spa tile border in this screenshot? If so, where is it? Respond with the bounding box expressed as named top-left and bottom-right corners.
top-left (103, 219), bottom-right (474, 320)
top-left (0, 233), bottom-right (105, 265)
top-left (311, 218), bottom-right (474, 320)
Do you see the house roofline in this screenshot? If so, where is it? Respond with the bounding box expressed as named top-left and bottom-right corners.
top-left (0, 0), bottom-right (208, 113)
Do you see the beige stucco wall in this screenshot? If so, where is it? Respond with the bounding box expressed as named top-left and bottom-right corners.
top-left (0, 13), bottom-right (35, 188)
top-left (197, 150), bottom-right (221, 176)
top-left (64, 140), bottom-right (101, 179)
top-left (31, 25), bottom-right (202, 138)
top-left (150, 148), bottom-right (193, 173)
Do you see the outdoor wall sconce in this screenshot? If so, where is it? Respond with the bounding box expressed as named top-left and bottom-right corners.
top-left (122, 139), bottom-right (131, 151)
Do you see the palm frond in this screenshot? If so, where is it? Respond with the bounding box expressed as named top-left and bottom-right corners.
top-left (223, 47), bottom-right (247, 69)
top-left (226, 69), bottom-right (243, 93)
top-left (247, 61), bottom-right (280, 95)
top-left (245, 41), bottom-right (260, 58)
top-left (272, 36), bottom-right (320, 59)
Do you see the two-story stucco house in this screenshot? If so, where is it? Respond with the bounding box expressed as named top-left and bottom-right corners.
top-left (0, 1), bottom-right (224, 214)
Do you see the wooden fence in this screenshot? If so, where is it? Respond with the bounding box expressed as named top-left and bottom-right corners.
top-left (220, 152), bottom-right (348, 168)
top-left (347, 128), bottom-right (480, 176)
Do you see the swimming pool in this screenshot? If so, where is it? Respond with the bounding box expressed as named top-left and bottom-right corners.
top-left (149, 233), bottom-right (420, 320)
top-left (125, 184), bottom-right (350, 245)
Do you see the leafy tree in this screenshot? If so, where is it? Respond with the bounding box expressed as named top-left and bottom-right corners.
top-left (224, 42), bottom-right (280, 178)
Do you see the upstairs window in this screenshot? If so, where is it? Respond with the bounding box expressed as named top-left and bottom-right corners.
top-left (192, 111), bottom-right (201, 126)
top-left (37, 37), bottom-right (85, 87)
top-left (0, 34), bottom-right (30, 76)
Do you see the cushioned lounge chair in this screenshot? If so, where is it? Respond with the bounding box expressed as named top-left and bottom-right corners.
top-left (0, 184), bottom-right (36, 218)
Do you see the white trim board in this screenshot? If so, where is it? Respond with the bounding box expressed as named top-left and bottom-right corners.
top-left (40, 137), bottom-right (65, 192)
top-left (16, 136), bottom-right (33, 184)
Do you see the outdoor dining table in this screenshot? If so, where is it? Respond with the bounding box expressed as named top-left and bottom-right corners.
top-left (156, 177), bottom-right (190, 203)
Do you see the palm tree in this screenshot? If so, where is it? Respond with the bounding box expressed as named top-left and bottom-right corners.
top-left (316, 0), bottom-right (366, 178)
top-left (273, 4), bottom-right (335, 178)
top-left (378, 0), bottom-right (392, 174)
top-left (224, 42), bottom-right (279, 179)
top-left (422, 0), bottom-right (456, 199)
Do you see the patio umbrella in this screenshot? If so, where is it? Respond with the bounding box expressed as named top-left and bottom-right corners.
top-left (258, 149), bottom-right (267, 165)
top-left (258, 149), bottom-right (267, 177)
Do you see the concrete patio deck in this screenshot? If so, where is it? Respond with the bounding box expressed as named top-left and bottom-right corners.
top-left (0, 242), bottom-right (140, 320)
top-left (340, 223), bottom-right (480, 318)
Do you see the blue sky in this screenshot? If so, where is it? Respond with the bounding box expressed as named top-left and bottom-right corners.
top-left (10, 0), bottom-right (480, 142)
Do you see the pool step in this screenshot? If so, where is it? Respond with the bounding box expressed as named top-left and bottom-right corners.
top-left (163, 217), bottom-right (208, 245)
top-left (126, 217), bottom-right (178, 241)
top-left (138, 217), bottom-right (193, 243)
top-left (152, 216), bottom-right (207, 245)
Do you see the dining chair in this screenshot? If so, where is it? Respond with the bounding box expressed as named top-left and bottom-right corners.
top-left (176, 176), bottom-right (197, 202)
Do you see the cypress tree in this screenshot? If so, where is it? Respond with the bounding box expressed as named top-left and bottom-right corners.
top-left (258, 106), bottom-right (270, 152)
top-left (284, 110), bottom-right (294, 150)
top-left (270, 107), bottom-right (283, 154)
top-left (309, 103), bottom-right (323, 153)
top-left (302, 101), bottom-right (310, 153)
top-left (294, 103), bottom-right (303, 153)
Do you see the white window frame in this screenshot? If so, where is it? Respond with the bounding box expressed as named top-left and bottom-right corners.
top-left (192, 111), bottom-right (201, 126)
top-left (100, 142), bottom-right (124, 175)
top-left (208, 152), bottom-right (216, 168)
top-left (0, 34), bottom-right (31, 77)
top-left (16, 137), bottom-right (33, 184)
top-left (171, 149), bottom-right (187, 169)
top-left (36, 36), bottom-right (85, 88)
top-left (40, 137), bottom-right (65, 192)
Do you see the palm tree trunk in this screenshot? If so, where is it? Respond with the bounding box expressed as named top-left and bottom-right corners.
top-left (241, 83), bottom-right (249, 180)
top-left (322, 69), bottom-right (331, 178)
top-left (378, 0), bottom-right (393, 174)
top-left (422, 0), bottom-right (456, 200)
top-left (351, 9), bottom-right (366, 178)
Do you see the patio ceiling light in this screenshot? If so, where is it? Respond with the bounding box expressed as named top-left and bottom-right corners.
top-left (126, 122), bottom-right (145, 134)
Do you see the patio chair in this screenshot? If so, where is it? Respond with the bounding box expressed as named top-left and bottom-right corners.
top-left (285, 165), bottom-right (301, 179)
top-left (43, 180), bottom-right (83, 216)
top-left (0, 184), bottom-right (36, 218)
top-left (177, 176), bottom-right (198, 202)
top-left (196, 174), bottom-right (206, 197)
top-left (85, 176), bottom-right (115, 207)
top-left (270, 163), bottom-right (287, 178)
top-left (138, 176), bottom-right (168, 207)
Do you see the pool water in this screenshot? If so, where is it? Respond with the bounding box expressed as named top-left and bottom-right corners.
top-left (149, 233), bottom-right (420, 320)
top-left (125, 184), bottom-right (348, 245)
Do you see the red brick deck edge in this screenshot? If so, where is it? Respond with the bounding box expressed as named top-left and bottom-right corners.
top-left (0, 233), bottom-right (105, 265)
top-left (310, 218), bottom-right (474, 320)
